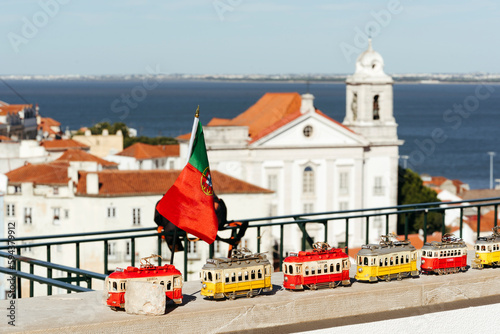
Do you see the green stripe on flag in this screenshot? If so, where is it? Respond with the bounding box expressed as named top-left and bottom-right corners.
top-left (188, 121), bottom-right (210, 173)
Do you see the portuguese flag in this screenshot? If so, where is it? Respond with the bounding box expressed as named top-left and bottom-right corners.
top-left (156, 112), bottom-right (218, 244)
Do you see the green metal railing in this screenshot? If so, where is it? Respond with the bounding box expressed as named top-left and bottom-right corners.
top-left (1, 196), bottom-right (499, 297)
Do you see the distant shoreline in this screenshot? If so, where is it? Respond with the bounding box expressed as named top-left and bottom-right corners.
top-left (1, 75), bottom-right (500, 85)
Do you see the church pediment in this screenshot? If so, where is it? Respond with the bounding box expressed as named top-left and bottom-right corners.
top-left (251, 111), bottom-right (369, 148)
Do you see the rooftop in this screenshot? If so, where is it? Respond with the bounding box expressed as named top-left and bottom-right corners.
top-left (6, 161), bottom-right (70, 185)
top-left (41, 139), bottom-right (89, 151)
top-left (116, 142), bottom-right (180, 160)
top-left (75, 169), bottom-right (273, 196)
top-left (56, 149), bottom-right (118, 167)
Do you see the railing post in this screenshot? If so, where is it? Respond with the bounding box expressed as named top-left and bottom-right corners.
top-left (495, 205), bottom-right (498, 228)
top-left (423, 209), bottom-right (428, 244)
top-left (157, 235), bottom-right (162, 266)
top-left (29, 263), bottom-right (34, 297)
top-left (76, 242), bottom-right (81, 287)
top-left (183, 233), bottom-right (188, 282)
top-left (104, 240), bottom-right (108, 275)
top-left (459, 208), bottom-right (464, 239)
top-left (477, 206), bottom-right (481, 240)
top-left (47, 245), bottom-right (52, 296)
top-left (131, 238), bottom-right (136, 267)
top-left (209, 243), bottom-right (214, 259)
top-left (16, 247), bottom-right (21, 298)
top-left (257, 226), bottom-right (261, 253)
top-left (345, 218), bottom-right (349, 256)
top-left (404, 213), bottom-right (408, 241)
top-left (441, 208), bottom-right (446, 236)
top-left (365, 216), bottom-right (369, 245)
top-left (280, 224), bottom-right (284, 270)
top-left (324, 221), bottom-right (328, 242)
top-left (67, 272), bottom-right (72, 294)
top-left (301, 223), bottom-right (306, 251)
top-left (385, 214), bottom-right (389, 235)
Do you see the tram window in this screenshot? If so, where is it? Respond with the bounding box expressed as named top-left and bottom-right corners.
top-left (422, 251), bottom-right (426, 257)
top-left (358, 256), bottom-right (362, 264)
top-left (258, 269), bottom-right (262, 279)
top-left (379, 259), bottom-right (383, 266)
top-left (390, 257), bottom-right (394, 266)
top-left (317, 267), bottom-right (321, 274)
top-left (330, 264), bottom-right (334, 273)
top-left (216, 273), bottom-right (220, 281)
top-left (283, 265), bottom-right (287, 274)
top-left (289, 265), bottom-right (293, 274)
top-left (371, 258), bottom-right (375, 265)
top-left (208, 272), bottom-right (213, 281)
top-left (244, 271), bottom-right (249, 280)
top-left (434, 252), bottom-right (438, 257)
top-left (225, 273), bottom-right (229, 283)
top-left (454, 250), bottom-right (457, 256)
top-left (396, 257), bottom-right (399, 265)
top-left (238, 272), bottom-right (242, 282)
top-left (231, 272), bottom-right (236, 282)
top-left (364, 257), bottom-right (368, 265)
top-left (160, 281), bottom-right (164, 286)
top-left (324, 264), bottom-right (328, 273)
top-left (305, 267), bottom-right (309, 275)
top-left (203, 272), bottom-right (207, 281)
top-left (112, 282), bottom-right (117, 292)
top-left (440, 251), bottom-right (443, 257)
top-left (385, 258), bottom-right (388, 266)
top-left (167, 281), bottom-right (172, 290)
top-left (400, 255), bottom-right (404, 264)
top-left (336, 263), bottom-right (340, 272)
top-left (488, 246), bottom-right (492, 252)
top-left (311, 267), bottom-right (316, 275)
top-left (251, 270), bottom-right (256, 280)
top-left (481, 246), bottom-right (485, 251)
top-left (406, 255), bottom-right (409, 263)
top-left (297, 266), bottom-right (301, 274)
top-left (120, 283), bottom-right (124, 290)
top-left (174, 278), bottom-right (180, 287)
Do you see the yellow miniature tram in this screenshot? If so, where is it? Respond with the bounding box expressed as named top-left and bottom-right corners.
top-left (472, 226), bottom-right (500, 269)
top-left (355, 234), bottom-right (419, 282)
top-left (200, 247), bottom-right (272, 299)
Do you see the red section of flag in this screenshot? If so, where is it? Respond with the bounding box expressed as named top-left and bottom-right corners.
top-left (156, 163), bottom-right (218, 244)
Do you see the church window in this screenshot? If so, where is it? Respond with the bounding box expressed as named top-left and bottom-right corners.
top-left (373, 95), bottom-right (380, 120)
top-left (303, 166), bottom-right (315, 194)
top-left (339, 172), bottom-right (349, 195)
top-left (374, 177), bottom-right (384, 195)
top-left (303, 125), bottom-right (313, 137)
top-left (267, 174), bottom-right (278, 192)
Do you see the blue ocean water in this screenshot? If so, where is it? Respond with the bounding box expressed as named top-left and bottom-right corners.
top-left (0, 80), bottom-right (499, 190)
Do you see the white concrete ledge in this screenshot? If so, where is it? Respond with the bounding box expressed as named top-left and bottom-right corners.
top-left (2, 267), bottom-right (500, 333)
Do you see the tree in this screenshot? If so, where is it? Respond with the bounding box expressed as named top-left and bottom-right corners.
top-left (88, 122), bottom-right (129, 138)
top-left (397, 167), bottom-right (442, 235)
top-left (124, 136), bottom-right (177, 148)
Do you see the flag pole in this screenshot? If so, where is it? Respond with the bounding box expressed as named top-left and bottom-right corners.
top-left (171, 106), bottom-right (199, 265)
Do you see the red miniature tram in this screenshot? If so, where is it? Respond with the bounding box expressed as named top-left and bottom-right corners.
top-left (105, 255), bottom-right (183, 309)
top-left (283, 242), bottom-right (351, 290)
top-left (420, 234), bottom-right (468, 275)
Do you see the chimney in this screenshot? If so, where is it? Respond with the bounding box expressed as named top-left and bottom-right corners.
top-left (86, 173), bottom-right (99, 195)
top-left (102, 129), bottom-right (109, 136)
top-left (300, 93), bottom-right (315, 114)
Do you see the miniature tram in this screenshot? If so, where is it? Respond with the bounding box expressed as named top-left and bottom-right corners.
top-left (420, 234), bottom-right (468, 275)
top-left (105, 255), bottom-right (183, 309)
top-left (282, 242), bottom-right (350, 290)
top-left (200, 247), bottom-right (272, 300)
top-left (472, 226), bottom-right (500, 269)
top-left (355, 234), bottom-right (419, 282)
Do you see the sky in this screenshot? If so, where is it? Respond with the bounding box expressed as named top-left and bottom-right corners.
top-left (1, 0), bottom-right (499, 76)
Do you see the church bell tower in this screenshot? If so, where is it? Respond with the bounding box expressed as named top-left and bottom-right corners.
top-left (343, 40), bottom-right (398, 143)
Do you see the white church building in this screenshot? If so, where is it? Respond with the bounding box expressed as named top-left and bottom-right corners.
top-left (181, 41), bottom-right (403, 251)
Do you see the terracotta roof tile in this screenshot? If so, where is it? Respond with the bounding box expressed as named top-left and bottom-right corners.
top-left (0, 104), bottom-right (32, 116)
top-left (76, 169), bottom-right (273, 196)
top-left (6, 162), bottom-right (70, 185)
top-left (116, 143), bottom-right (179, 160)
top-left (466, 211), bottom-right (498, 232)
top-left (41, 139), bottom-right (89, 151)
top-left (38, 117), bottom-right (61, 135)
top-left (56, 149), bottom-right (118, 167)
top-left (461, 189), bottom-right (500, 202)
